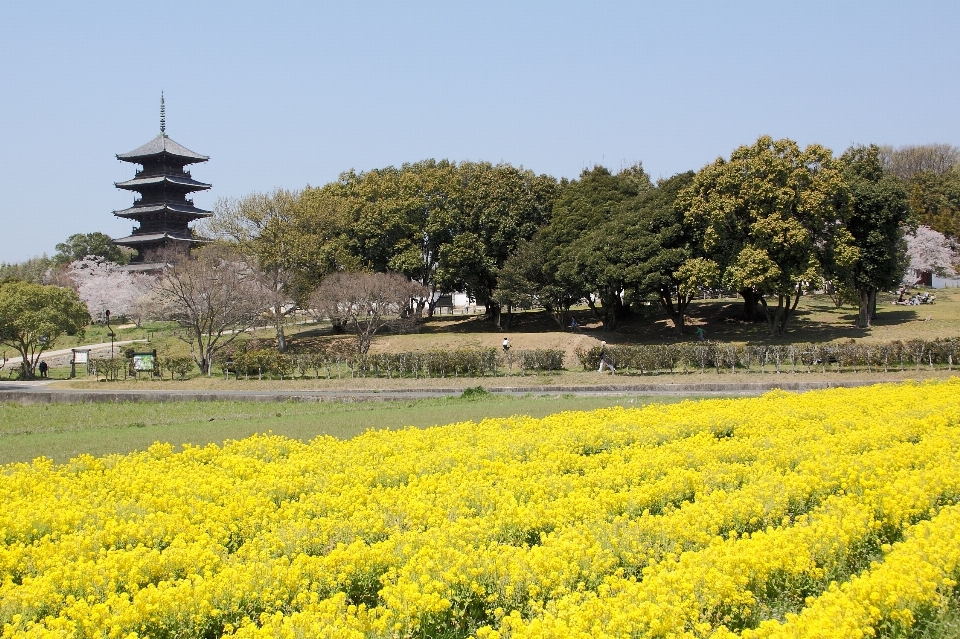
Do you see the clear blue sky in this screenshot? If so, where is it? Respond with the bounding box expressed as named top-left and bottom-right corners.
top-left (2, 1), bottom-right (958, 264)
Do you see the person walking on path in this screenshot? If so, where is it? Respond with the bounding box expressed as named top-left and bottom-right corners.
top-left (502, 337), bottom-right (513, 371)
top-left (696, 327), bottom-right (706, 341)
top-left (598, 341), bottom-right (616, 374)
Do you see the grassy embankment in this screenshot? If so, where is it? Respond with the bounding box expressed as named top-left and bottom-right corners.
top-left (0, 392), bottom-right (699, 466)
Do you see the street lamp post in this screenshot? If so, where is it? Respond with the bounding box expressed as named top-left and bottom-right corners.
top-left (105, 309), bottom-right (116, 359)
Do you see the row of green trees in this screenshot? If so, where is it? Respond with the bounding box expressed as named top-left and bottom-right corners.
top-left (3, 140), bottom-right (956, 374)
top-left (201, 139), bottom-right (959, 341)
top-left (0, 232), bottom-right (132, 283)
top-left (204, 161), bottom-right (559, 347)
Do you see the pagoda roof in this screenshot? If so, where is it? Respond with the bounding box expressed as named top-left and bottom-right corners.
top-left (115, 174), bottom-right (211, 191)
top-left (113, 202), bottom-right (212, 219)
top-left (113, 231), bottom-right (203, 245)
top-left (117, 134), bottom-right (209, 164)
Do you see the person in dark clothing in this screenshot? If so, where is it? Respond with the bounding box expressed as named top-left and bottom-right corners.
top-left (38, 361), bottom-right (48, 378)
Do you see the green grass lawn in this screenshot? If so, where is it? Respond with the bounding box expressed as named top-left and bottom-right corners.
top-left (0, 393), bottom-right (700, 466)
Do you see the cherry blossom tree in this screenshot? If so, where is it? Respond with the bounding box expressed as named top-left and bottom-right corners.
top-left (67, 258), bottom-right (157, 325)
top-left (309, 272), bottom-right (426, 354)
top-left (905, 225), bottom-right (957, 280)
top-left (152, 244), bottom-right (272, 374)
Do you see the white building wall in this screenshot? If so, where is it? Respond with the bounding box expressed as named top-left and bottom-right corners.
top-left (932, 275), bottom-right (960, 288)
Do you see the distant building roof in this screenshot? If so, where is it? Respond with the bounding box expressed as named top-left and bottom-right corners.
top-left (112, 202), bottom-right (212, 219)
top-left (116, 134), bottom-right (209, 163)
top-left (114, 174), bottom-right (211, 191)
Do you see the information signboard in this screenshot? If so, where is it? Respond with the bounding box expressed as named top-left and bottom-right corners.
top-left (132, 353), bottom-right (155, 372)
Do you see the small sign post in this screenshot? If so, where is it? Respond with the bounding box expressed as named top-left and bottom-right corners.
top-left (70, 349), bottom-right (90, 379)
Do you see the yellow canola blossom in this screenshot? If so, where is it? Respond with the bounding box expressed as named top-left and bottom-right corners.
top-left (1, 379), bottom-right (960, 639)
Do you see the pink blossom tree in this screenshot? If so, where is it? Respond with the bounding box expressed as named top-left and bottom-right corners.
top-left (67, 258), bottom-right (157, 325)
top-left (905, 225), bottom-right (957, 281)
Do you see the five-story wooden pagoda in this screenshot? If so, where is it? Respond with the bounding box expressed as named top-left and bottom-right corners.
top-left (112, 96), bottom-right (211, 262)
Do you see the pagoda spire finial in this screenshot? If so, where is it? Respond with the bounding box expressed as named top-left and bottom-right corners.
top-left (160, 92), bottom-right (166, 135)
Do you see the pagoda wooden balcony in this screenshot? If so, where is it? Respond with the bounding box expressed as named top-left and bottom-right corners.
top-left (133, 197), bottom-right (195, 206)
top-left (134, 168), bottom-right (192, 179)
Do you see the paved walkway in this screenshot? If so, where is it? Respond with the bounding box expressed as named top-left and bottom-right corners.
top-left (1, 340), bottom-right (148, 368)
top-left (0, 379), bottom-right (879, 404)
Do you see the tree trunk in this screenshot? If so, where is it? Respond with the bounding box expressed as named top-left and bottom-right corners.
top-left (675, 294), bottom-right (692, 335)
top-left (274, 304), bottom-right (288, 353)
top-left (486, 301), bottom-right (501, 327)
top-left (545, 304), bottom-right (565, 329)
top-left (597, 288), bottom-right (624, 332)
top-left (762, 294), bottom-right (787, 338)
top-left (740, 288), bottom-right (760, 320)
top-left (857, 289), bottom-right (872, 328)
top-left (658, 288), bottom-right (685, 335)
top-left (501, 304), bottom-right (513, 329)
top-left (768, 285), bottom-right (803, 337)
top-left (615, 296), bottom-right (631, 321)
top-left (604, 312), bottom-right (617, 331)
top-left (587, 298), bottom-right (618, 332)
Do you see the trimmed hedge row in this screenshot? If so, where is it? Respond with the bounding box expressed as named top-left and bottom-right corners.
top-left (574, 338), bottom-right (960, 375)
top-left (93, 339), bottom-right (960, 381)
top-left (223, 347), bottom-right (566, 380)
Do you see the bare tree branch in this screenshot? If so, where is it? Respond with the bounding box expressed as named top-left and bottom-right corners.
top-left (309, 272), bottom-right (426, 354)
top-left (152, 244), bottom-right (271, 374)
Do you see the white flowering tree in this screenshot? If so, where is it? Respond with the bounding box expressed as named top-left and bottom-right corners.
top-left (905, 225), bottom-right (957, 281)
top-left (67, 258), bottom-right (157, 325)
top-left (309, 272), bottom-right (426, 354)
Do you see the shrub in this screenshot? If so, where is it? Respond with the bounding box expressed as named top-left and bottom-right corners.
top-left (517, 349), bottom-right (565, 373)
top-left (160, 356), bottom-right (194, 381)
top-left (460, 385), bottom-right (490, 399)
top-left (89, 357), bottom-right (123, 381)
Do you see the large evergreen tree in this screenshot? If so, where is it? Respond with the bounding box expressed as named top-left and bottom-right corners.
top-left (627, 171), bottom-right (717, 335)
top-left (0, 281), bottom-right (89, 378)
top-left (541, 165), bottom-right (651, 331)
top-left (680, 136), bottom-right (851, 337)
top-left (836, 145), bottom-right (910, 328)
top-left (55, 232), bottom-right (130, 265)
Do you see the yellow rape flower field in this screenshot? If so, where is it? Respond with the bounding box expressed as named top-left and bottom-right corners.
top-left (3, 380), bottom-right (960, 639)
